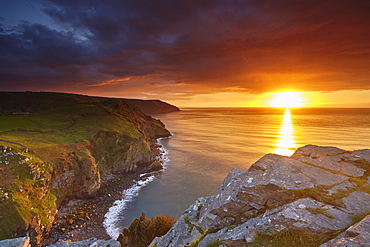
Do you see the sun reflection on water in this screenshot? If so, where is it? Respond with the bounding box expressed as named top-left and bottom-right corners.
top-left (274, 108), bottom-right (296, 156)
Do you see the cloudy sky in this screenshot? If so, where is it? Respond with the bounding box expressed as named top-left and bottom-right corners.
top-left (0, 0), bottom-right (369, 107)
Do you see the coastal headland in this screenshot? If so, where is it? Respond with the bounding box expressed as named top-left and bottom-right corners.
top-left (0, 92), bottom-right (178, 245)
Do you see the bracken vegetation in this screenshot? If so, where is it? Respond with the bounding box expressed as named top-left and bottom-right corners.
top-left (118, 213), bottom-right (176, 247)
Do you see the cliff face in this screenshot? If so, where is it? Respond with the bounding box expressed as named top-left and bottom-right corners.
top-left (151, 145), bottom-right (370, 247)
top-left (0, 94), bottom-right (172, 245)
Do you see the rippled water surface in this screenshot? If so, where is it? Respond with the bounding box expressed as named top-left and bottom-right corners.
top-left (107, 107), bottom-right (370, 235)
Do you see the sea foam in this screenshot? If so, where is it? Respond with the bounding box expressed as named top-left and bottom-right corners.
top-left (103, 137), bottom-right (171, 239)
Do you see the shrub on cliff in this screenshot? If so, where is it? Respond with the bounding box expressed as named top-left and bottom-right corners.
top-left (117, 213), bottom-right (176, 247)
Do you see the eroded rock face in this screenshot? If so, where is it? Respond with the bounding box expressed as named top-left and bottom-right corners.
top-left (151, 145), bottom-right (370, 247)
top-left (0, 236), bottom-right (30, 247)
top-left (46, 238), bottom-right (120, 247)
top-left (320, 215), bottom-right (370, 247)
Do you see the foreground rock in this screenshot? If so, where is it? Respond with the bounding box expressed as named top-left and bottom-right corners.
top-left (46, 238), bottom-right (120, 247)
top-left (0, 237), bottom-right (30, 247)
top-left (151, 145), bottom-right (370, 247)
top-left (0, 237), bottom-right (120, 247)
top-left (320, 215), bottom-right (370, 246)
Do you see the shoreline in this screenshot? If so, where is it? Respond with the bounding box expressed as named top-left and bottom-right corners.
top-left (44, 172), bottom-right (141, 245)
top-left (44, 138), bottom-right (170, 245)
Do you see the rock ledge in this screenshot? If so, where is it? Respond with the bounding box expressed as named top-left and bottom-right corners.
top-left (151, 145), bottom-right (370, 247)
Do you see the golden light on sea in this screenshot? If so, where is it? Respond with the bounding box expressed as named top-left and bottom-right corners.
top-left (274, 108), bottom-right (296, 156)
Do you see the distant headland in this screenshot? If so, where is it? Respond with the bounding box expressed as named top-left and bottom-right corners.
top-left (0, 91), bottom-right (180, 115)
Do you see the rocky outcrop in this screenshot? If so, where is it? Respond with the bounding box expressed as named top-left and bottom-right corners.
top-left (0, 237), bottom-right (30, 247)
top-left (320, 215), bottom-right (370, 246)
top-left (46, 238), bottom-right (120, 247)
top-left (0, 237), bottom-right (121, 247)
top-left (151, 145), bottom-right (370, 247)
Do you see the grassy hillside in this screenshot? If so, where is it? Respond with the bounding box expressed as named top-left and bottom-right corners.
top-left (0, 104), bottom-right (141, 160)
top-left (0, 95), bottom-right (171, 244)
top-left (0, 91), bottom-right (180, 115)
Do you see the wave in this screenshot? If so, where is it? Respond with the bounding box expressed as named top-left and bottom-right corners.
top-left (103, 137), bottom-right (171, 239)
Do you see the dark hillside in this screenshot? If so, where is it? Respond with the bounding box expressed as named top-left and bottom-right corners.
top-left (0, 92), bottom-right (180, 115)
top-left (122, 99), bottom-right (180, 114)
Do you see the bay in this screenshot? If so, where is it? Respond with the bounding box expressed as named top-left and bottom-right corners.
top-left (107, 107), bottom-right (370, 236)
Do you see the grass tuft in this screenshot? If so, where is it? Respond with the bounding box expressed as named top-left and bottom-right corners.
top-left (250, 229), bottom-right (344, 247)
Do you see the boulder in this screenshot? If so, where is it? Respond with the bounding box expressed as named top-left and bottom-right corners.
top-left (320, 215), bottom-right (370, 247)
top-left (150, 145), bottom-right (370, 247)
top-left (0, 237), bottom-right (30, 247)
top-left (291, 145), bottom-right (366, 177)
top-left (46, 238), bottom-right (120, 247)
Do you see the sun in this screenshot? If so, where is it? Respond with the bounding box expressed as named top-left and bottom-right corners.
top-left (269, 91), bottom-right (306, 108)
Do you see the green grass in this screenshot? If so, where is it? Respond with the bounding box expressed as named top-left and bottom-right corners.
top-left (0, 142), bottom-right (55, 239)
top-left (250, 229), bottom-right (343, 247)
top-left (294, 186), bottom-right (346, 208)
top-left (0, 116), bottom-right (45, 131)
top-left (0, 200), bottom-right (27, 239)
top-left (0, 101), bottom-right (170, 240)
top-left (305, 207), bottom-right (334, 219)
top-left (353, 160), bottom-right (370, 176)
top-left (189, 228), bottom-right (219, 247)
top-left (205, 239), bottom-right (226, 247)
top-left (0, 104), bottom-right (141, 163)
top-left (351, 210), bottom-right (370, 225)
top-left (226, 225), bottom-right (237, 231)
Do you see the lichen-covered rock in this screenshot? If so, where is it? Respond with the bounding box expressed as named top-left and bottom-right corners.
top-left (320, 215), bottom-right (370, 247)
top-left (0, 237), bottom-right (30, 247)
top-left (150, 198), bottom-right (206, 247)
top-left (291, 145), bottom-right (366, 177)
top-left (46, 238), bottom-right (120, 247)
top-left (151, 145), bottom-right (370, 247)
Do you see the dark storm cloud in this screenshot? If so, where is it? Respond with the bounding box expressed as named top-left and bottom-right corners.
top-left (0, 0), bottom-right (369, 94)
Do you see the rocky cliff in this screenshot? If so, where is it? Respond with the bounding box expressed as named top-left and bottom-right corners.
top-left (0, 94), bottom-right (173, 245)
top-left (151, 145), bottom-right (370, 247)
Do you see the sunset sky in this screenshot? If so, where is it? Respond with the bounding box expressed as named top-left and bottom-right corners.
top-left (0, 0), bottom-right (369, 107)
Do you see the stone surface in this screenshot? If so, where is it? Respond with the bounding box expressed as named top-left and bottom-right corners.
top-left (0, 237), bottom-right (30, 247)
top-left (151, 145), bottom-right (370, 247)
top-left (341, 191), bottom-right (370, 215)
top-left (291, 145), bottom-right (366, 177)
top-left (46, 238), bottom-right (120, 247)
top-left (150, 198), bottom-right (206, 247)
top-left (320, 215), bottom-right (370, 247)
top-left (328, 181), bottom-right (357, 195)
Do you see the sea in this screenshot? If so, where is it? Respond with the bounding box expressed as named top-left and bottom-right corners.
top-left (103, 107), bottom-right (370, 239)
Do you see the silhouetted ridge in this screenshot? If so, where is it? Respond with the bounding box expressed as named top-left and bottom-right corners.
top-left (0, 91), bottom-right (180, 115)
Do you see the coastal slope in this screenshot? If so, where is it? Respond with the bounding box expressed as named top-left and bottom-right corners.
top-left (151, 145), bottom-right (370, 247)
top-left (0, 92), bottom-right (173, 245)
top-left (0, 92), bottom-right (180, 115)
